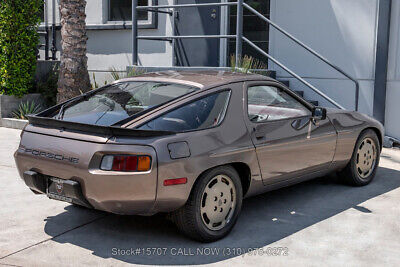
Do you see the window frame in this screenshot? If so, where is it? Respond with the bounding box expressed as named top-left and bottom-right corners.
top-left (107, 0), bottom-right (158, 29)
top-left (245, 81), bottom-right (314, 124)
top-left (135, 89), bottom-right (233, 133)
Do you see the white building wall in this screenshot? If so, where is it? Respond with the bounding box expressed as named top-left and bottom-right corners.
top-left (85, 0), bottom-right (174, 85)
top-left (40, 0), bottom-right (174, 85)
top-left (269, 0), bottom-right (379, 116)
top-left (386, 0), bottom-right (400, 140)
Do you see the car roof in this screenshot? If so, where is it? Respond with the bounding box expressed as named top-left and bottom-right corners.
top-left (117, 70), bottom-right (274, 89)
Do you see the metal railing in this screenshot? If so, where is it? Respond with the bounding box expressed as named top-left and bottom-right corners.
top-left (132, 0), bottom-right (359, 110)
top-left (242, 3), bottom-right (358, 110)
top-left (37, 0), bottom-right (58, 60)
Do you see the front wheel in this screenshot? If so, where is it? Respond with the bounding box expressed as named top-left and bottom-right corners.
top-left (170, 166), bottom-right (243, 242)
top-left (339, 129), bottom-right (380, 186)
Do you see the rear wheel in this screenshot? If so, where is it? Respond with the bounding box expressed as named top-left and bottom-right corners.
top-left (170, 166), bottom-right (243, 242)
top-left (339, 129), bottom-right (380, 186)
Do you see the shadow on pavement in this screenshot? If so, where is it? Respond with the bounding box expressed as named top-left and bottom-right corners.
top-left (43, 166), bottom-right (400, 265)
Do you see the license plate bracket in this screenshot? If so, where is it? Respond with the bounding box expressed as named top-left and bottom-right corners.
top-left (47, 177), bottom-right (73, 203)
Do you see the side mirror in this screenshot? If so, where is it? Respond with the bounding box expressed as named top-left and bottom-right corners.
top-left (312, 107), bottom-right (327, 121)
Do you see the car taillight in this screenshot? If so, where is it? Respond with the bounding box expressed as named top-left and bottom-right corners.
top-left (100, 155), bottom-right (151, 172)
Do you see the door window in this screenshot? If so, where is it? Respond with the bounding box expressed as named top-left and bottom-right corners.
top-left (138, 91), bottom-right (231, 132)
top-left (248, 85), bottom-right (310, 122)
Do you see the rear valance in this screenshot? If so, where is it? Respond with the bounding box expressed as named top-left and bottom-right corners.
top-left (27, 115), bottom-right (176, 138)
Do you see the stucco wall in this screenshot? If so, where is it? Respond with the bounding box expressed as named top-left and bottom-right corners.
top-left (85, 0), bottom-right (174, 84)
top-left (39, 0), bottom-right (174, 85)
top-left (386, 0), bottom-right (400, 140)
top-left (268, 0), bottom-right (379, 115)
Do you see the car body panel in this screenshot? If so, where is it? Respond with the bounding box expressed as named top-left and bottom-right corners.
top-left (13, 71), bottom-right (384, 215)
top-left (243, 81), bottom-right (337, 185)
top-left (328, 109), bottom-right (384, 169)
top-left (107, 82), bottom-right (261, 213)
top-left (15, 130), bottom-right (158, 215)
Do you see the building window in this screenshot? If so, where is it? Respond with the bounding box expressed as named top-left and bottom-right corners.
top-left (109, 0), bottom-right (149, 22)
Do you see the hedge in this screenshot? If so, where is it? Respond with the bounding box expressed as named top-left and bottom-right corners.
top-left (0, 1), bottom-right (43, 97)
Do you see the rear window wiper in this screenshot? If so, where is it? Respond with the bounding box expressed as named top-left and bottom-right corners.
top-left (112, 102), bottom-right (165, 126)
top-left (57, 94), bottom-right (88, 120)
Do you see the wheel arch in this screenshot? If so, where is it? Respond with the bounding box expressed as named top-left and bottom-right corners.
top-left (192, 162), bottom-right (251, 197)
top-left (363, 127), bottom-right (383, 150)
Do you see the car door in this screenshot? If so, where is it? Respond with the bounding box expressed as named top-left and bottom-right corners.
top-left (244, 81), bottom-right (337, 185)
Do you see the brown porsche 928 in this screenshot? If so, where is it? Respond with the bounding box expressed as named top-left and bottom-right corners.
top-left (14, 71), bottom-right (384, 242)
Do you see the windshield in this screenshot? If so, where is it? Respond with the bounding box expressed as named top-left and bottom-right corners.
top-left (54, 82), bottom-right (198, 126)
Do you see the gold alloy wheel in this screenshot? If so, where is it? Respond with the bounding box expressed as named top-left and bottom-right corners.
top-left (356, 137), bottom-right (377, 179)
top-left (200, 175), bottom-right (236, 231)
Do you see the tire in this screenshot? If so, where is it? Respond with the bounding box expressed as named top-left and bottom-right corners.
top-left (339, 129), bottom-right (380, 186)
top-left (170, 166), bottom-right (243, 242)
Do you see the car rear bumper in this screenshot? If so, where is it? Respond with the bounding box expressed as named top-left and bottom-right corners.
top-left (14, 130), bottom-right (159, 215)
top-left (22, 171), bottom-right (92, 208)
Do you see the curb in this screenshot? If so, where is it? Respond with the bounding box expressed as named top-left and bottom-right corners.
top-left (0, 118), bottom-right (28, 130)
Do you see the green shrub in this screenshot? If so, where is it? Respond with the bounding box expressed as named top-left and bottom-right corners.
top-left (12, 101), bottom-right (43, 120)
top-left (230, 55), bottom-right (268, 74)
top-left (91, 73), bottom-right (109, 90)
top-left (91, 73), bottom-right (100, 89)
top-left (0, 1), bottom-right (43, 97)
top-left (109, 67), bottom-right (146, 81)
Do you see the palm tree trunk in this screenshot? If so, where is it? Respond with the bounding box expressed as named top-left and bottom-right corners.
top-left (57, 0), bottom-right (91, 103)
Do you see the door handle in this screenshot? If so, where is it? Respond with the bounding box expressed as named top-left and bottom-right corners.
top-left (255, 133), bottom-right (266, 140)
top-left (253, 127), bottom-right (266, 140)
top-left (256, 135), bottom-right (266, 141)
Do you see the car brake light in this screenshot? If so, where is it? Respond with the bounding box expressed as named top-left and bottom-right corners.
top-left (100, 155), bottom-right (151, 172)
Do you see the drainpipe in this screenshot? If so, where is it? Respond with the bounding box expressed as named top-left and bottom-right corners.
top-left (51, 0), bottom-right (57, 60)
top-left (132, 0), bottom-right (138, 66)
top-left (373, 0), bottom-right (392, 124)
top-left (44, 0), bottom-right (49, 60)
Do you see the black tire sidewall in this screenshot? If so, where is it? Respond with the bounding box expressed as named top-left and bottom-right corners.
top-left (349, 130), bottom-right (380, 185)
top-left (192, 166), bottom-right (243, 241)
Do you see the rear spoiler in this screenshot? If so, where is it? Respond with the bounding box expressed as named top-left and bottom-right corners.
top-left (26, 115), bottom-right (176, 138)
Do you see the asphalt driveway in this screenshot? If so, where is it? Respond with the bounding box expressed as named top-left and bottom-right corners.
top-left (0, 127), bottom-right (399, 266)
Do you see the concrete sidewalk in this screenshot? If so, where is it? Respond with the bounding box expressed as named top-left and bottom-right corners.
top-left (0, 127), bottom-right (399, 266)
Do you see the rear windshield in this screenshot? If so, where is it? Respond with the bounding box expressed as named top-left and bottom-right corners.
top-left (54, 82), bottom-right (198, 126)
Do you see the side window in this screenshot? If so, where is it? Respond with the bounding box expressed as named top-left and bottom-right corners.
top-left (248, 85), bottom-right (311, 122)
top-left (138, 91), bottom-right (231, 132)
